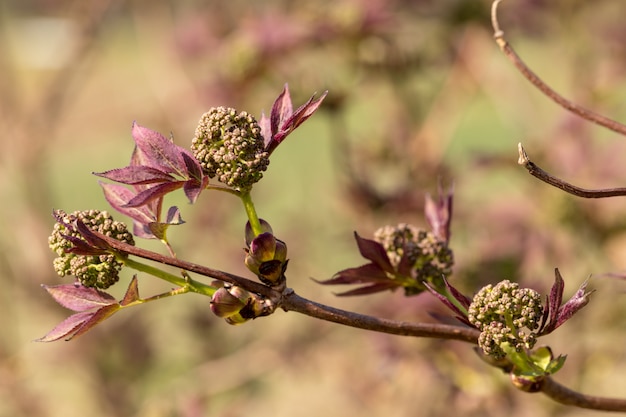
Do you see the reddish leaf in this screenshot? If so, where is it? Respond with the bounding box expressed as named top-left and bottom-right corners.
top-left (69, 304), bottom-right (120, 340)
top-left (354, 233), bottom-right (394, 273)
top-left (270, 84), bottom-right (293, 138)
top-left (333, 282), bottom-right (399, 296)
top-left (120, 276), bottom-right (140, 306)
top-left (318, 263), bottom-right (392, 285)
top-left (36, 311), bottom-right (96, 342)
top-left (94, 166), bottom-right (175, 185)
top-left (131, 122), bottom-right (187, 175)
top-left (553, 279), bottom-right (593, 331)
top-left (125, 181), bottom-right (185, 208)
top-left (42, 284), bottom-right (116, 312)
top-left (99, 182), bottom-right (156, 225)
top-left (424, 183), bottom-right (453, 244)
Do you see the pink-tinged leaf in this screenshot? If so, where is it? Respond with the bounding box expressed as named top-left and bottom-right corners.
top-left (131, 122), bottom-right (186, 175)
top-left (424, 183), bottom-right (453, 244)
top-left (120, 276), bottom-right (140, 306)
top-left (270, 84), bottom-right (293, 137)
top-left (265, 89), bottom-right (327, 155)
top-left (354, 232), bottom-right (394, 273)
top-left (94, 166), bottom-right (175, 185)
top-left (181, 150), bottom-right (203, 181)
top-left (99, 182), bottom-right (156, 225)
top-left (165, 206), bottom-right (185, 225)
top-left (333, 282), bottom-right (398, 296)
top-left (259, 112), bottom-right (272, 146)
top-left (42, 284), bottom-right (116, 312)
top-left (553, 279), bottom-right (594, 331)
top-left (424, 281), bottom-right (473, 327)
top-left (68, 304), bottom-right (120, 340)
top-left (541, 268), bottom-right (565, 333)
top-left (75, 220), bottom-right (111, 250)
top-left (317, 263), bottom-right (391, 285)
top-left (36, 311), bottom-right (96, 342)
top-left (183, 175), bottom-right (208, 204)
top-left (133, 223), bottom-right (157, 239)
top-left (62, 234), bottom-right (107, 256)
top-left (125, 181), bottom-right (185, 208)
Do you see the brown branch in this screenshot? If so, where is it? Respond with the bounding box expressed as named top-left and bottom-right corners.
top-left (93, 229), bottom-right (626, 410)
top-left (541, 377), bottom-right (626, 412)
top-left (517, 143), bottom-right (626, 198)
top-left (491, 0), bottom-right (626, 137)
top-left (97, 232), bottom-right (480, 343)
top-left (279, 290), bottom-right (480, 343)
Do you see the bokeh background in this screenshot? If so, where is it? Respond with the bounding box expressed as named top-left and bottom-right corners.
top-left (1, 0), bottom-right (626, 416)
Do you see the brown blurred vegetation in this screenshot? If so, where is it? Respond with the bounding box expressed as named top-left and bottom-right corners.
top-left (1, 0), bottom-right (625, 416)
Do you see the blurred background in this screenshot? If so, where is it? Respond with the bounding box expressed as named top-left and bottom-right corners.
top-left (1, 0), bottom-right (626, 416)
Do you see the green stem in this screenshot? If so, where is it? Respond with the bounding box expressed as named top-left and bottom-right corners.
top-left (121, 256), bottom-right (217, 297)
top-left (240, 191), bottom-right (262, 236)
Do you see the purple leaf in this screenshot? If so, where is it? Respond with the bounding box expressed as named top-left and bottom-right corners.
top-left (541, 268), bottom-right (565, 333)
top-left (68, 304), bottom-right (120, 340)
top-left (120, 276), bottom-right (140, 306)
top-left (94, 166), bottom-right (175, 185)
top-left (265, 88), bottom-right (327, 155)
top-left (270, 84), bottom-right (294, 138)
top-left (354, 232), bottom-right (394, 273)
top-left (553, 279), bottom-right (594, 331)
top-left (424, 183), bottom-right (453, 244)
top-left (183, 175), bottom-right (208, 204)
top-left (316, 263), bottom-right (392, 285)
top-left (165, 206), bottom-right (185, 225)
top-left (36, 311), bottom-right (96, 342)
top-left (125, 181), bottom-right (185, 208)
top-left (99, 182), bottom-right (156, 225)
top-left (333, 282), bottom-right (399, 296)
top-left (42, 284), bottom-right (116, 312)
top-left (131, 122), bottom-right (187, 175)
top-left (75, 220), bottom-right (111, 250)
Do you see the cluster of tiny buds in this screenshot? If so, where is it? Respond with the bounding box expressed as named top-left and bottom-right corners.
top-left (48, 209), bottom-right (134, 289)
top-left (468, 280), bottom-right (543, 359)
top-left (374, 223), bottom-right (453, 283)
top-left (191, 107), bottom-right (269, 191)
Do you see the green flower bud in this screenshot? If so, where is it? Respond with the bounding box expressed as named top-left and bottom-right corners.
top-left (244, 232), bottom-right (288, 286)
top-left (468, 280), bottom-right (543, 359)
top-left (374, 223), bottom-right (453, 294)
top-left (210, 285), bottom-right (274, 325)
top-left (191, 107), bottom-right (269, 191)
top-left (48, 210), bottom-right (134, 289)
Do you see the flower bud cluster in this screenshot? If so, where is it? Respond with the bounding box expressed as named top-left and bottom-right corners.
top-left (48, 210), bottom-right (134, 289)
top-left (374, 223), bottom-right (453, 288)
top-left (468, 280), bottom-right (544, 359)
top-left (191, 107), bottom-right (269, 191)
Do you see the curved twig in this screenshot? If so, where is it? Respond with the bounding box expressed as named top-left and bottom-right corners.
top-left (93, 229), bottom-right (626, 410)
top-left (279, 290), bottom-right (480, 343)
top-left (517, 143), bottom-right (626, 198)
top-left (541, 377), bottom-right (626, 412)
top-left (491, 0), bottom-right (626, 137)
top-left (98, 232), bottom-right (479, 342)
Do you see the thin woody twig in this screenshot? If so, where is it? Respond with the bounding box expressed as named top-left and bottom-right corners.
top-left (541, 377), bottom-right (626, 412)
top-left (96, 231), bottom-right (480, 343)
top-left (518, 143), bottom-right (626, 198)
top-left (491, 0), bottom-right (626, 138)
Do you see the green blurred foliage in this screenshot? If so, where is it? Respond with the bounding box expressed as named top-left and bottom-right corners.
top-left (1, 0), bottom-right (625, 416)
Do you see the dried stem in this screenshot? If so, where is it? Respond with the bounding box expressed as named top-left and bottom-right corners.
top-left (491, 0), bottom-right (626, 137)
top-left (517, 143), bottom-right (626, 198)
